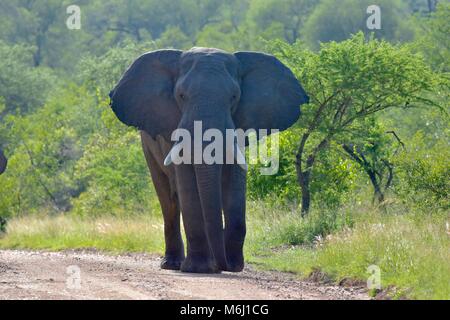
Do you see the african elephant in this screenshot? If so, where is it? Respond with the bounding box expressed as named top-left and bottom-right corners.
top-left (0, 149), bottom-right (7, 175)
top-left (109, 47), bottom-right (308, 273)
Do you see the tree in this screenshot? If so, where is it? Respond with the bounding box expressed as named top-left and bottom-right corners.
top-left (415, 2), bottom-right (450, 72)
top-left (0, 41), bottom-right (162, 218)
top-left (0, 0), bottom-right (85, 68)
top-left (156, 26), bottom-right (193, 50)
top-left (246, 0), bottom-right (317, 44)
top-left (0, 86), bottom-right (99, 216)
top-left (407, 0), bottom-right (440, 13)
top-left (303, 0), bottom-right (415, 49)
top-left (270, 33), bottom-right (440, 215)
top-left (0, 41), bottom-right (54, 115)
top-left (427, 0), bottom-right (439, 12)
top-left (341, 122), bottom-right (405, 204)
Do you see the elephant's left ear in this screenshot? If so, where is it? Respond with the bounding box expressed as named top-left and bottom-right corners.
top-left (233, 51), bottom-right (309, 135)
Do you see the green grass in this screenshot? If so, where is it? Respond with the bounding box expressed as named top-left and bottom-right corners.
top-left (0, 214), bottom-right (165, 254)
top-left (246, 203), bottom-right (450, 300)
top-left (0, 202), bottom-right (448, 299)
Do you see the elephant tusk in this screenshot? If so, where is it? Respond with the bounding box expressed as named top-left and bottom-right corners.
top-left (164, 143), bottom-right (183, 166)
top-left (163, 154), bottom-right (172, 166)
top-left (234, 142), bottom-right (248, 171)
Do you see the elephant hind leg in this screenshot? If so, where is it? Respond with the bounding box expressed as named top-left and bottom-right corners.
top-left (141, 134), bottom-right (184, 270)
top-left (222, 164), bottom-right (247, 272)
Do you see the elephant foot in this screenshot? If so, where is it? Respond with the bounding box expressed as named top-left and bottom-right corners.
top-left (225, 253), bottom-right (244, 272)
top-left (160, 255), bottom-right (184, 270)
top-left (225, 240), bottom-right (245, 272)
top-left (180, 255), bottom-right (221, 274)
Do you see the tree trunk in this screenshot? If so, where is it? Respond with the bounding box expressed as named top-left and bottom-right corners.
top-left (296, 133), bottom-right (310, 216)
top-left (342, 144), bottom-right (389, 205)
top-left (367, 169), bottom-right (384, 204)
top-left (33, 40), bottom-right (42, 67)
top-left (298, 169), bottom-right (311, 217)
top-left (427, 0), bottom-right (438, 13)
top-left (296, 134), bottom-right (328, 217)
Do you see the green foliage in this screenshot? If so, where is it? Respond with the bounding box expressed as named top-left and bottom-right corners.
top-left (394, 133), bottom-right (450, 211)
top-left (72, 102), bottom-right (157, 217)
top-left (0, 0), bottom-right (436, 69)
top-left (247, 130), bottom-right (301, 202)
top-left (156, 26), bottom-right (193, 50)
top-left (0, 85), bottom-right (157, 218)
top-left (273, 34), bottom-right (439, 126)
top-left (274, 209), bottom-right (354, 246)
top-left (257, 33), bottom-right (440, 211)
top-left (0, 41), bottom-right (55, 114)
top-left (247, 129), bottom-right (358, 208)
top-left (0, 0), bottom-right (86, 69)
top-left (0, 86), bottom-right (98, 217)
top-left (414, 3), bottom-right (450, 72)
top-left (246, 0), bottom-right (317, 44)
top-left (1, 3), bottom-right (447, 217)
top-left (76, 41), bottom-right (158, 96)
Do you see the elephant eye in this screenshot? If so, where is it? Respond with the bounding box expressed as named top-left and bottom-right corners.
top-left (179, 93), bottom-right (186, 101)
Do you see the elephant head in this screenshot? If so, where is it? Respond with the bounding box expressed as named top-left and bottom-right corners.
top-left (110, 48), bottom-right (308, 271)
top-left (0, 149), bottom-right (7, 175)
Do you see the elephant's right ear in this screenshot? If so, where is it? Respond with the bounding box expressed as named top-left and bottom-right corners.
top-left (109, 49), bottom-right (182, 139)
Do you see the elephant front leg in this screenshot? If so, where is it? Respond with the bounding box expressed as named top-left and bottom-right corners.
top-left (175, 164), bottom-right (220, 273)
top-left (141, 135), bottom-right (185, 270)
top-left (160, 197), bottom-right (185, 270)
top-left (222, 164), bottom-right (247, 272)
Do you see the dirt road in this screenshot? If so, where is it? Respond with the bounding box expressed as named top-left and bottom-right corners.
top-left (0, 250), bottom-right (368, 300)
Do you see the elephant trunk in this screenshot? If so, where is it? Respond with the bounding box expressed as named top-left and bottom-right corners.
top-left (192, 111), bottom-right (233, 271)
top-left (194, 163), bottom-right (228, 271)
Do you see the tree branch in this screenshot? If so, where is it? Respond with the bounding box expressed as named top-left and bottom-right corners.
top-left (22, 140), bottom-right (62, 211)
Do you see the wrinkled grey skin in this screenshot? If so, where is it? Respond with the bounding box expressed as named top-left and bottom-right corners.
top-left (110, 47), bottom-right (309, 273)
top-left (0, 149), bottom-right (7, 175)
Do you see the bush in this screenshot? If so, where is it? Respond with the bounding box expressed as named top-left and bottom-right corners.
top-left (0, 86), bottom-right (99, 217)
top-left (71, 109), bottom-right (158, 217)
top-left (0, 44), bottom-right (162, 219)
top-left (247, 128), bottom-right (358, 208)
top-left (275, 209), bottom-right (354, 246)
top-left (394, 133), bottom-right (450, 212)
top-left (246, 200), bottom-right (355, 249)
top-left (0, 41), bottom-right (55, 114)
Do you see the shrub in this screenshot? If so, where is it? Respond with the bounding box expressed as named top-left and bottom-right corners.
top-left (394, 133), bottom-right (450, 212)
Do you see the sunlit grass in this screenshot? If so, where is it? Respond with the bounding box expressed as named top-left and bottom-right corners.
top-left (246, 203), bottom-right (450, 300)
top-left (0, 214), bottom-right (165, 254)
